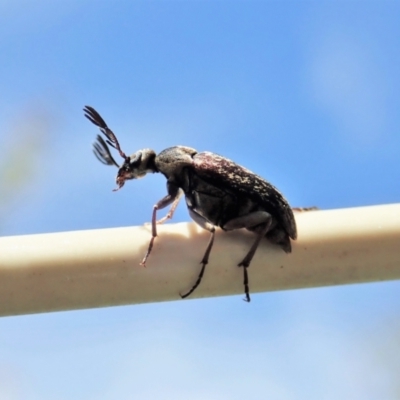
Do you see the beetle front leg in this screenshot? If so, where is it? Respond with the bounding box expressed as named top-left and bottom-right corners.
top-left (141, 182), bottom-right (181, 266)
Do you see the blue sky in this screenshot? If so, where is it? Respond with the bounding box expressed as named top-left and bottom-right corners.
top-left (1, 1), bottom-right (400, 399)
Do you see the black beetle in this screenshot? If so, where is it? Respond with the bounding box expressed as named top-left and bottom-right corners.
top-left (84, 105), bottom-right (297, 302)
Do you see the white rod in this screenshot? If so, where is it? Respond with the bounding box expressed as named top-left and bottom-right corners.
top-left (1, 203), bottom-right (400, 316)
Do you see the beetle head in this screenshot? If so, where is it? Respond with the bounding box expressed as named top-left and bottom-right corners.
top-left (84, 106), bottom-right (158, 191)
top-left (115, 149), bottom-right (157, 190)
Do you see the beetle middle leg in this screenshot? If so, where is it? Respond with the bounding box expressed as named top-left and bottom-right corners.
top-left (156, 191), bottom-right (182, 225)
top-left (141, 182), bottom-right (181, 266)
top-left (223, 211), bottom-right (273, 302)
top-left (180, 208), bottom-right (216, 299)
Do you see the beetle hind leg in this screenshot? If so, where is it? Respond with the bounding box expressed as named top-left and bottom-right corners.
top-left (223, 211), bottom-right (273, 302)
top-left (242, 265), bottom-right (250, 302)
top-left (238, 225), bottom-right (271, 302)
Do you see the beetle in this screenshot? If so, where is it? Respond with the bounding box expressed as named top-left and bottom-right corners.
top-left (84, 105), bottom-right (297, 302)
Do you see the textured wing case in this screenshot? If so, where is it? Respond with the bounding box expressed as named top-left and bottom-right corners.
top-left (192, 152), bottom-right (297, 240)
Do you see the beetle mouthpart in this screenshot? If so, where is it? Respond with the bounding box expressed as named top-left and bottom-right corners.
top-left (113, 175), bottom-right (126, 192)
top-left (112, 184), bottom-right (123, 192)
